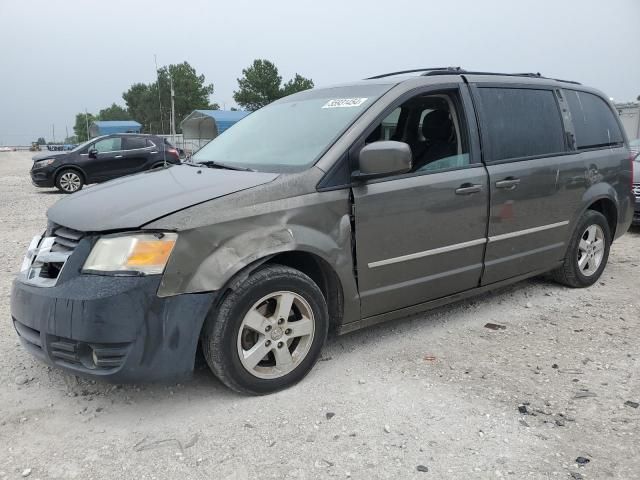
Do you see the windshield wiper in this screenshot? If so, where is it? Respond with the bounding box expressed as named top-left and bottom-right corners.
top-left (185, 159), bottom-right (255, 172)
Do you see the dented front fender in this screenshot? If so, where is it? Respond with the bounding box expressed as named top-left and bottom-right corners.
top-left (145, 168), bottom-right (360, 324)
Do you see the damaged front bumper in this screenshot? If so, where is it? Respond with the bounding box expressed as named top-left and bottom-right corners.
top-left (10, 273), bottom-right (216, 382)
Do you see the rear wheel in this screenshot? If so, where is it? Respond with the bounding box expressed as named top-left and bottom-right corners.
top-left (552, 210), bottom-right (611, 287)
top-left (55, 169), bottom-right (84, 193)
top-left (201, 264), bottom-right (328, 395)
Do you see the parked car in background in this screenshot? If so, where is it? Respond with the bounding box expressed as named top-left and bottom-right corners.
top-left (12, 68), bottom-right (634, 394)
top-left (630, 138), bottom-right (640, 159)
top-left (30, 133), bottom-right (181, 193)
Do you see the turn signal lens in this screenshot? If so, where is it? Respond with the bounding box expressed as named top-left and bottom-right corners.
top-left (126, 239), bottom-right (175, 268)
top-left (83, 233), bottom-right (177, 275)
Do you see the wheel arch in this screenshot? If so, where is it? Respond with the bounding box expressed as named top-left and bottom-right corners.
top-left (54, 165), bottom-right (87, 183)
top-left (585, 197), bottom-right (617, 238)
top-left (211, 249), bottom-right (345, 335)
top-left (575, 182), bottom-right (620, 240)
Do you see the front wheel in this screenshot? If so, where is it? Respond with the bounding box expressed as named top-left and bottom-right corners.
top-left (201, 264), bottom-right (329, 395)
top-left (55, 169), bottom-right (84, 193)
top-left (552, 210), bottom-right (611, 287)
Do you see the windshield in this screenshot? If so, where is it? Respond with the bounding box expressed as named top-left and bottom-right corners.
top-left (192, 84), bottom-right (392, 172)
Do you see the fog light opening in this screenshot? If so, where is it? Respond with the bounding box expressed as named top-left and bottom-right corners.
top-left (77, 343), bottom-right (97, 369)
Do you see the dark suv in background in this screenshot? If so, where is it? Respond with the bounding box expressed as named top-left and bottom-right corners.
top-left (30, 133), bottom-right (181, 193)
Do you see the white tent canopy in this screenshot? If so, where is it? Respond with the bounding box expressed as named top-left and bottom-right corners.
top-left (180, 110), bottom-right (250, 151)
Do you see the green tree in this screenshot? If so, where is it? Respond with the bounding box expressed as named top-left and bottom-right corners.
top-left (123, 61), bottom-right (214, 134)
top-left (233, 59), bottom-right (314, 111)
top-left (98, 103), bottom-right (132, 120)
top-left (36, 137), bottom-right (46, 145)
top-left (281, 74), bottom-right (314, 97)
top-left (73, 112), bottom-right (95, 142)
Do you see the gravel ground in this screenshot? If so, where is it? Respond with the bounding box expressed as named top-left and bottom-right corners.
top-left (0, 151), bottom-right (639, 480)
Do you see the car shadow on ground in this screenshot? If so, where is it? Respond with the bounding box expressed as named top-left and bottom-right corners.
top-left (35, 189), bottom-right (63, 195)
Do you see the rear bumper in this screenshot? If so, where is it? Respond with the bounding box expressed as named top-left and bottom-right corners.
top-left (10, 274), bottom-right (216, 382)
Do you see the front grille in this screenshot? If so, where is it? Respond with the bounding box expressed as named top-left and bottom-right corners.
top-left (51, 226), bottom-right (83, 253)
top-left (22, 223), bottom-right (85, 286)
top-left (633, 183), bottom-right (640, 199)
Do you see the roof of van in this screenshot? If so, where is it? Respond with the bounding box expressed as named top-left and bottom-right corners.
top-left (362, 67), bottom-right (581, 85)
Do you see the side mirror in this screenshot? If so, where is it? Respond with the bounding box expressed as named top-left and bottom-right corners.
top-left (352, 141), bottom-right (412, 180)
top-left (88, 148), bottom-right (98, 158)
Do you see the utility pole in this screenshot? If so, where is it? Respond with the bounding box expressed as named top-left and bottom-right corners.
top-left (154, 54), bottom-right (164, 134)
top-left (85, 108), bottom-right (90, 141)
top-left (52, 124), bottom-right (55, 143)
top-left (170, 75), bottom-right (176, 143)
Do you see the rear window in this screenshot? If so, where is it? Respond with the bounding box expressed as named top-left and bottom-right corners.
top-left (123, 136), bottom-right (147, 150)
top-left (565, 90), bottom-right (624, 150)
top-left (477, 87), bottom-right (566, 162)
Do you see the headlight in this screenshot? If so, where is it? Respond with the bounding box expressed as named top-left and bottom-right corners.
top-left (33, 159), bottom-right (55, 168)
top-left (83, 232), bottom-right (177, 275)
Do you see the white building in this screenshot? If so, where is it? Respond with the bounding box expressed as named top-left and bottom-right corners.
top-left (615, 102), bottom-right (640, 140)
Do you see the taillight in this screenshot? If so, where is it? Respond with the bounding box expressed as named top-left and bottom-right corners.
top-left (166, 147), bottom-right (179, 159)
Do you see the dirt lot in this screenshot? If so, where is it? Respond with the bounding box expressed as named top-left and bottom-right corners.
top-left (0, 151), bottom-right (638, 480)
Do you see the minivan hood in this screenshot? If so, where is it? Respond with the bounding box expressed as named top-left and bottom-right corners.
top-left (47, 164), bottom-right (278, 232)
top-left (32, 151), bottom-right (69, 161)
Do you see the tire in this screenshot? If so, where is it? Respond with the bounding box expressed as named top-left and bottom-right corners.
top-left (55, 169), bottom-right (84, 193)
top-left (150, 162), bottom-right (166, 170)
top-left (201, 264), bottom-right (329, 395)
top-left (552, 210), bottom-right (611, 288)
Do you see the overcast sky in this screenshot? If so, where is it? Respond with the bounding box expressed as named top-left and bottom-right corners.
top-left (0, 0), bottom-right (638, 144)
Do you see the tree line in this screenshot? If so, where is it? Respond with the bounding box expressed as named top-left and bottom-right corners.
top-left (71, 59), bottom-right (313, 142)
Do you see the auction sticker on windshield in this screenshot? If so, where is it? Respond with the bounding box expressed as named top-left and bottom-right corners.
top-left (322, 98), bottom-right (368, 108)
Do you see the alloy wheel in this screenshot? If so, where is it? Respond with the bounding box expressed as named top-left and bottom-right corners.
top-left (577, 224), bottom-right (605, 277)
top-left (59, 172), bottom-right (81, 192)
top-left (236, 291), bottom-right (315, 379)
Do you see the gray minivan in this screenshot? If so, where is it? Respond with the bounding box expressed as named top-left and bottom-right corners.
top-left (11, 68), bottom-right (634, 394)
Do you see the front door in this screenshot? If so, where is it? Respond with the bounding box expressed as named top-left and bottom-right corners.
top-left (352, 88), bottom-right (489, 318)
top-left (88, 136), bottom-right (124, 181)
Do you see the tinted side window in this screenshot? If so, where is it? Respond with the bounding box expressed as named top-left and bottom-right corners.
top-left (123, 136), bottom-right (147, 150)
top-left (478, 87), bottom-right (565, 161)
top-left (565, 90), bottom-right (624, 149)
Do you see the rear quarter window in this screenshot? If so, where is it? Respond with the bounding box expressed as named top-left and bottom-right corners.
top-left (123, 136), bottom-right (147, 150)
top-left (565, 90), bottom-right (624, 150)
top-left (477, 87), bottom-right (566, 162)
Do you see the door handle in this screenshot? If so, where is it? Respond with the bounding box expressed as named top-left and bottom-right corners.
top-left (495, 177), bottom-right (520, 189)
top-left (455, 183), bottom-right (483, 195)
top-left (114, 155), bottom-right (123, 158)
top-left (150, 151), bottom-right (158, 154)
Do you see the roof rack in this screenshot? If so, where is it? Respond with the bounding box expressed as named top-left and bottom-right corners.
top-left (366, 67), bottom-right (581, 85)
top-left (365, 67), bottom-right (462, 80)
